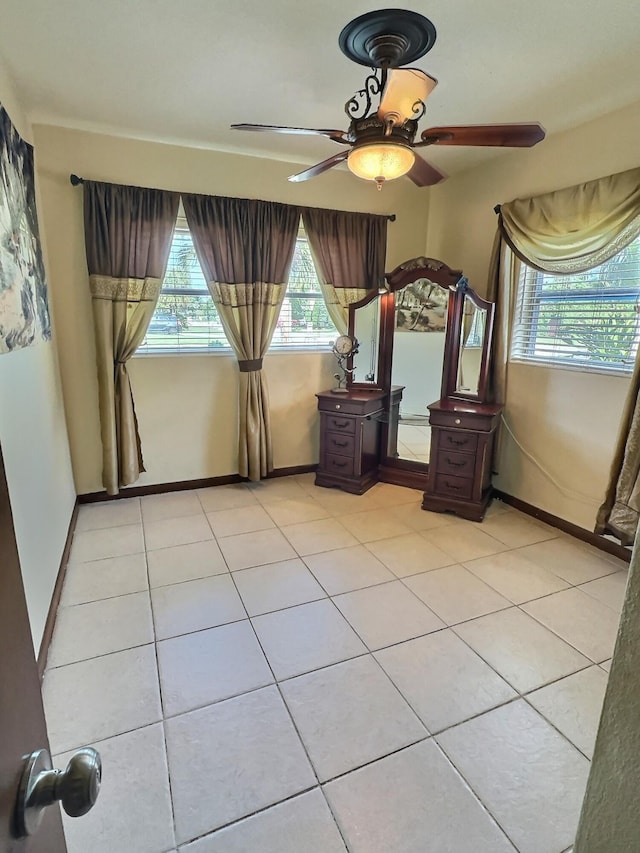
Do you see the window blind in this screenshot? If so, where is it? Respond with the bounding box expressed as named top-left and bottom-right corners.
top-left (510, 235), bottom-right (640, 372)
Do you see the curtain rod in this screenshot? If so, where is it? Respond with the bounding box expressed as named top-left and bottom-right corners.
top-left (68, 174), bottom-right (396, 221)
top-left (494, 204), bottom-right (501, 214)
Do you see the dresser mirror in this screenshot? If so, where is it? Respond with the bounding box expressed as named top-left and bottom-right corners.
top-left (387, 277), bottom-right (450, 465)
top-left (347, 290), bottom-right (383, 388)
top-left (378, 258), bottom-right (475, 489)
top-left (441, 281), bottom-right (495, 403)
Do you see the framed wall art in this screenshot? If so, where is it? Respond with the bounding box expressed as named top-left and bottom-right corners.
top-left (0, 102), bottom-right (50, 354)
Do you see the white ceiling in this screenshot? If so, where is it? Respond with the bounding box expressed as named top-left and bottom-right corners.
top-left (2, 0), bottom-right (640, 180)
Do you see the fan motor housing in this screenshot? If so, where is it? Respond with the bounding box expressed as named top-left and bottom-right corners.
top-left (349, 117), bottom-right (418, 147)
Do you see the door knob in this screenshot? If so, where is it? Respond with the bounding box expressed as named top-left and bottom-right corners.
top-left (15, 747), bottom-right (101, 837)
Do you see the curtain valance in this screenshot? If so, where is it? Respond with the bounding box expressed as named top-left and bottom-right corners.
top-left (498, 166), bottom-right (640, 273)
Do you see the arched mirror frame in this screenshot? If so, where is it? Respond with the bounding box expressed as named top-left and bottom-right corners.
top-left (377, 257), bottom-right (466, 489)
top-left (441, 279), bottom-right (496, 403)
top-left (346, 289), bottom-right (384, 390)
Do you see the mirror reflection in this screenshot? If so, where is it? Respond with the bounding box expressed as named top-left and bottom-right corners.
top-left (350, 294), bottom-right (381, 385)
top-left (390, 278), bottom-right (450, 464)
top-left (456, 297), bottom-right (487, 396)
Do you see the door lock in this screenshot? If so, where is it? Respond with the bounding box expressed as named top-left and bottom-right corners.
top-left (15, 747), bottom-right (101, 837)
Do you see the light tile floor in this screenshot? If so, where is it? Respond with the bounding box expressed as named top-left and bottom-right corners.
top-left (43, 474), bottom-right (628, 853)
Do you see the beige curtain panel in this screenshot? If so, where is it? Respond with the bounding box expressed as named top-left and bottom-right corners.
top-left (301, 207), bottom-right (388, 333)
top-left (182, 194), bottom-right (299, 481)
top-left (487, 167), bottom-right (640, 543)
top-left (83, 181), bottom-right (179, 495)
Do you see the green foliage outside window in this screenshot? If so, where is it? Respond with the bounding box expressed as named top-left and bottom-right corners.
top-left (514, 236), bottom-right (640, 371)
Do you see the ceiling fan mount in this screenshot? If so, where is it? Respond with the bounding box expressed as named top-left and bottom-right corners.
top-left (338, 9), bottom-right (437, 68)
top-left (231, 9), bottom-right (546, 190)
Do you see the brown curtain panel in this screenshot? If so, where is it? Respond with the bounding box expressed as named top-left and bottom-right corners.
top-left (301, 207), bottom-right (388, 334)
top-left (486, 167), bottom-right (640, 542)
top-left (83, 181), bottom-right (179, 495)
top-left (182, 194), bottom-right (299, 480)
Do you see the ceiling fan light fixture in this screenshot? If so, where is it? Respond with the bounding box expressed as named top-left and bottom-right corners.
top-left (378, 68), bottom-right (438, 126)
top-left (347, 142), bottom-right (415, 189)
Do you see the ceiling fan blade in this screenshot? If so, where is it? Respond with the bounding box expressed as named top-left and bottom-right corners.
top-left (378, 68), bottom-right (438, 124)
top-left (288, 151), bottom-right (350, 183)
top-left (407, 155), bottom-right (447, 187)
top-left (419, 123), bottom-right (546, 147)
top-left (231, 124), bottom-right (349, 143)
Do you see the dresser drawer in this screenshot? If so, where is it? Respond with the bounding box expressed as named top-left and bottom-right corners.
top-left (317, 394), bottom-right (385, 417)
top-left (436, 449), bottom-right (475, 478)
top-left (325, 431), bottom-right (356, 456)
top-left (324, 453), bottom-right (355, 476)
top-left (433, 473), bottom-right (474, 500)
top-left (438, 430), bottom-right (478, 454)
top-left (322, 414), bottom-right (356, 434)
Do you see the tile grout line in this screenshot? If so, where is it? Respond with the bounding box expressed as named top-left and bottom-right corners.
top-left (519, 693), bottom-right (596, 763)
top-left (428, 735), bottom-right (524, 852)
top-left (173, 783), bottom-right (322, 849)
top-left (207, 489), bottom-right (372, 852)
top-left (142, 516), bottom-right (180, 853)
top-left (221, 556), bottom-right (356, 853)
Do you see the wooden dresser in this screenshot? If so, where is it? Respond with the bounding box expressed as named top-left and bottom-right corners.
top-left (315, 389), bottom-right (387, 494)
top-left (423, 399), bottom-right (502, 521)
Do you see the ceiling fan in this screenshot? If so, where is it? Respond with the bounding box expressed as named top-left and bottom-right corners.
top-left (232, 9), bottom-right (545, 190)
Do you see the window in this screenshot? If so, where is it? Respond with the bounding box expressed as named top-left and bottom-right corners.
top-left (138, 223), bottom-right (336, 353)
top-left (137, 218), bottom-right (229, 353)
top-left (270, 234), bottom-right (337, 348)
top-left (510, 234), bottom-right (640, 373)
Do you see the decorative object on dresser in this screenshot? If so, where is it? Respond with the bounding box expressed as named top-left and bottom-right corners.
top-left (331, 334), bottom-right (359, 392)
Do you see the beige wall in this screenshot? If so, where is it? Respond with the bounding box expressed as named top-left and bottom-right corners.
top-left (426, 101), bottom-right (640, 529)
top-left (0, 58), bottom-right (76, 652)
top-left (33, 125), bottom-right (431, 494)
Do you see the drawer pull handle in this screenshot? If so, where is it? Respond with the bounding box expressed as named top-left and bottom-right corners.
top-left (332, 460), bottom-right (348, 468)
top-left (447, 437), bottom-right (469, 447)
top-left (445, 481), bottom-right (463, 491)
top-left (446, 458), bottom-right (466, 468)
top-left (332, 440), bottom-right (349, 448)
top-left (333, 419), bottom-right (350, 429)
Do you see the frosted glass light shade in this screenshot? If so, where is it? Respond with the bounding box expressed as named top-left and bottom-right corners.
top-left (378, 68), bottom-right (438, 125)
top-left (347, 143), bottom-right (415, 183)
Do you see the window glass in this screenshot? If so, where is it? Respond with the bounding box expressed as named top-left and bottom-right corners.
top-left (271, 236), bottom-right (337, 348)
top-left (138, 225), bottom-right (337, 353)
top-left (137, 223), bottom-right (228, 353)
top-left (510, 235), bottom-right (640, 372)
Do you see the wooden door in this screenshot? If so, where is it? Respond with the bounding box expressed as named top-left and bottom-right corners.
top-left (0, 443), bottom-right (67, 851)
